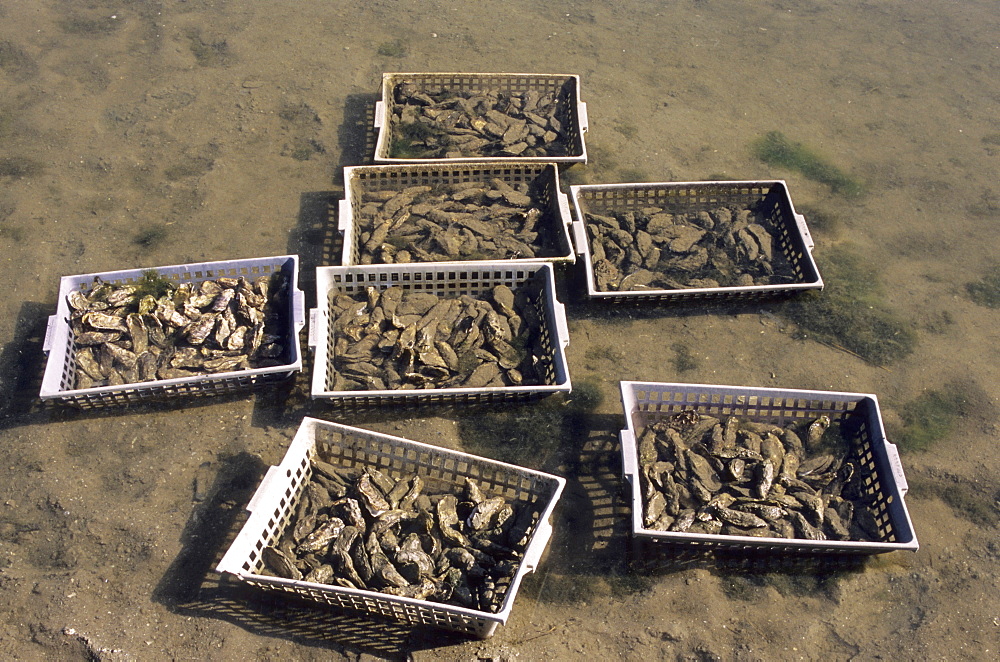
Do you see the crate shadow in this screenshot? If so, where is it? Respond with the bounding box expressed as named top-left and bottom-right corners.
top-left (338, 91), bottom-right (379, 172)
top-left (0, 301), bottom-right (53, 429)
top-left (151, 450), bottom-right (469, 659)
top-left (514, 413), bottom-right (639, 606)
top-left (553, 414), bottom-right (631, 565)
top-left (287, 191), bottom-right (341, 279)
top-left (627, 538), bottom-right (871, 602)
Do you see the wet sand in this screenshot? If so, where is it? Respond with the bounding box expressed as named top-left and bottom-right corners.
top-left (1, 1), bottom-right (998, 660)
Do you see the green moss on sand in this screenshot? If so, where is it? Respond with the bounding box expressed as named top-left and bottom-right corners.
top-left (778, 246), bottom-right (916, 366)
top-left (752, 131), bottom-right (864, 198)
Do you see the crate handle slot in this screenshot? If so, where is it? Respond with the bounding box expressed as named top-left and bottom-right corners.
top-left (307, 309), bottom-right (318, 349)
top-left (556, 190), bottom-right (572, 231)
top-left (292, 289), bottom-right (306, 329)
top-left (374, 101), bottom-right (386, 129)
top-left (570, 220), bottom-right (588, 256)
top-left (337, 199), bottom-right (351, 233)
top-left (577, 101), bottom-right (589, 132)
top-left (246, 466), bottom-right (283, 513)
top-left (794, 213), bottom-right (815, 251)
top-left (554, 301), bottom-right (570, 348)
top-left (884, 440), bottom-right (908, 496)
top-left (43, 314), bottom-right (58, 353)
top-left (521, 519), bottom-right (554, 572)
top-left (620, 429), bottom-right (637, 480)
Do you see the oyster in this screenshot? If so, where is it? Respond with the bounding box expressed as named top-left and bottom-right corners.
top-left (354, 177), bottom-right (562, 264)
top-left (389, 81), bottom-right (575, 160)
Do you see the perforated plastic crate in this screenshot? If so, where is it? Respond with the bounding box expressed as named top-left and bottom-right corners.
top-left (373, 72), bottom-right (588, 164)
top-left (619, 381), bottom-right (918, 554)
top-left (309, 262), bottom-right (571, 407)
top-left (569, 180), bottom-right (823, 302)
top-left (216, 417), bottom-right (565, 638)
top-left (40, 255), bottom-right (305, 409)
top-left (338, 162), bottom-right (574, 266)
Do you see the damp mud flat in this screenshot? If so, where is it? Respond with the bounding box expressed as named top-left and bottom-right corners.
top-left (1, 1), bottom-right (999, 660)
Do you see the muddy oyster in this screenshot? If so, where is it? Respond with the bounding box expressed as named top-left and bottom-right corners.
top-left (67, 272), bottom-right (289, 389)
top-left (585, 203), bottom-right (797, 291)
top-left (327, 277), bottom-right (550, 392)
top-left (353, 178), bottom-right (563, 264)
top-left (259, 458), bottom-right (539, 613)
top-left (389, 82), bottom-right (575, 159)
top-left (637, 413), bottom-right (881, 543)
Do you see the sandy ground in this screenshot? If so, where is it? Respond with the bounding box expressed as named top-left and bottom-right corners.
top-left (1, 1), bottom-right (998, 660)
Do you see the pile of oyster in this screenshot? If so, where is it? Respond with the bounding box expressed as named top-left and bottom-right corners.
top-left (585, 203), bottom-right (797, 291)
top-left (637, 411), bottom-right (882, 542)
top-left (353, 180), bottom-right (562, 264)
top-left (327, 280), bottom-right (549, 391)
top-left (389, 81), bottom-right (575, 159)
top-left (260, 460), bottom-right (539, 613)
top-left (68, 272), bottom-right (289, 389)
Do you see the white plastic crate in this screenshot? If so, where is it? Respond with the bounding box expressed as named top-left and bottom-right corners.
top-left (338, 162), bottom-right (575, 266)
top-left (569, 180), bottom-right (823, 302)
top-left (40, 255), bottom-right (305, 409)
top-left (373, 72), bottom-right (588, 164)
top-left (619, 381), bottom-right (918, 554)
top-left (309, 261), bottom-right (571, 407)
top-left (216, 417), bottom-right (566, 639)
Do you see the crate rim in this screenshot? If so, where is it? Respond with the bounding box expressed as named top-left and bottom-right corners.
top-left (569, 178), bottom-right (792, 193)
top-left (46, 253), bottom-right (301, 285)
top-left (381, 71), bottom-right (583, 79)
top-left (620, 379), bottom-right (881, 403)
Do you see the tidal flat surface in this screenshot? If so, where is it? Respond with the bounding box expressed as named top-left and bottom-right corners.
top-left (0, 1), bottom-right (998, 660)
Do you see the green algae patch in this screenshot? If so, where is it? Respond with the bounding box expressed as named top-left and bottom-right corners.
top-left (778, 246), bottom-right (916, 366)
top-left (186, 30), bottom-right (235, 67)
top-left (133, 226), bottom-right (169, 250)
top-left (752, 131), bottom-right (864, 198)
top-left (131, 269), bottom-right (174, 302)
top-left (965, 266), bottom-right (1000, 308)
top-left (0, 156), bottom-right (43, 178)
top-left (376, 40), bottom-right (408, 58)
top-left (670, 342), bottom-right (699, 373)
top-left (612, 122), bottom-right (638, 140)
top-left (896, 388), bottom-right (969, 453)
top-left (909, 476), bottom-right (1000, 528)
